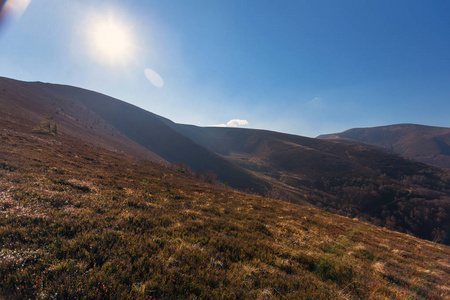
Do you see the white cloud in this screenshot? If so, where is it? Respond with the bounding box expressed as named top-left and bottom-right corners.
top-left (227, 119), bottom-right (249, 127)
top-left (210, 119), bottom-right (249, 127)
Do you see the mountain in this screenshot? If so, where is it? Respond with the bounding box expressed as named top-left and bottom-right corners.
top-left (0, 77), bottom-right (268, 193)
top-left (0, 77), bottom-right (164, 162)
top-left (1, 77), bottom-right (449, 245)
top-left (1, 98), bottom-right (449, 299)
top-left (169, 125), bottom-right (450, 243)
top-left (318, 124), bottom-right (450, 169)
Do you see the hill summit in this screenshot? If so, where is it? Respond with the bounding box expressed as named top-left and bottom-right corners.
top-left (318, 123), bottom-right (450, 169)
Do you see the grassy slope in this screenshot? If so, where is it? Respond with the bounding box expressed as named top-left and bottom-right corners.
top-left (0, 77), bottom-right (266, 193)
top-left (0, 78), bottom-right (450, 243)
top-left (1, 110), bottom-right (449, 299)
top-left (172, 126), bottom-right (450, 244)
top-left (2, 78), bottom-right (449, 244)
top-left (45, 83), bottom-right (268, 193)
top-left (0, 77), bottom-right (165, 164)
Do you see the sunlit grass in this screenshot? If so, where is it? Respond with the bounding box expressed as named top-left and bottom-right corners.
top-left (0, 124), bottom-right (449, 299)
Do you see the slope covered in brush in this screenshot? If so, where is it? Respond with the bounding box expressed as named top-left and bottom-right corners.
top-left (0, 77), bottom-right (267, 193)
top-left (1, 107), bottom-right (449, 299)
top-left (171, 125), bottom-right (450, 244)
top-left (0, 77), bottom-right (164, 163)
top-left (1, 77), bottom-right (449, 244)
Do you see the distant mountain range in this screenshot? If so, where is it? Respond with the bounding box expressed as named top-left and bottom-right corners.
top-left (318, 124), bottom-right (450, 169)
top-left (1, 76), bottom-right (449, 244)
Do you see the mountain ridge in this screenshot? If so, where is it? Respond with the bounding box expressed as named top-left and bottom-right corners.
top-left (1, 77), bottom-right (449, 244)
top-left (42, 82), bottom-right (270, 193)
top-left (318, 123), bottom-right (450, 169)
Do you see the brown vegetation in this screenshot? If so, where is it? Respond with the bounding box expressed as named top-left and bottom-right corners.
top-left (177, 126), bottom-right (450, 244)
top-left (0, 100), bottom-right (449, 299)
top-left (1, 77), bottom-right (449, 245)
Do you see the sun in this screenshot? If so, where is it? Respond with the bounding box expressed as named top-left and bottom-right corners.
top-left (88, 15), bottom-right (134, 64)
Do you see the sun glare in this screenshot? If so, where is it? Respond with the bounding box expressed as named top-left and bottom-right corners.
top-left (0, 0), bottom-right (31, 25)
top-left (3, 0), bottom-right (31, 17)
top-left (88, 15), bottom-right (134, 64)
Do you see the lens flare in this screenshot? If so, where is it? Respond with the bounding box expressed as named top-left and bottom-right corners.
top-left (144, 68), bottom-right (164, 88)
top-left (0, 0), bottom-right (31, 30)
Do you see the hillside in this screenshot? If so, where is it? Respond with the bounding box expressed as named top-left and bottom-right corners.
top-left (318, 124), bottom-right (450, 169)
top-left (0, 77), bottom-right (267, 193)
top-left (1, 103), bottom-right (449, 299)
top-left (0, 77), bottom-right (165, 163)
top-left (171, 125), bottom-right (450, 244)
top-left (1, 77), bottom-right (449, 245)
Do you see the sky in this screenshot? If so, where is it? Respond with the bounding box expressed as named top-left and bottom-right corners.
top-left (0, 0), bottom-right (449, 137)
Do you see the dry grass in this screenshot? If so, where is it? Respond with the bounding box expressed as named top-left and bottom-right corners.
top-left (0, 125), bottom-right (449, 299)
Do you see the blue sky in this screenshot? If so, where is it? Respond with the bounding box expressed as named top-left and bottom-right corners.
top-left (0, 0), bottom-right (449, 137)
